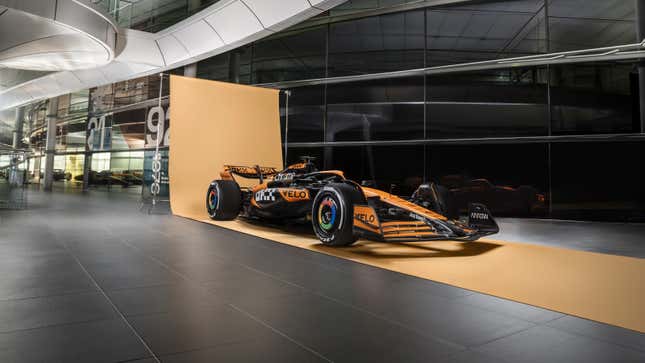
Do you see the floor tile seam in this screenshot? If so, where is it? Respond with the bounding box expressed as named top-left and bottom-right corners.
top-left (135, 334), bottom-right (314, 362)
top-left (438, 348), bottom-right (505, 363)
top-left (143, 240), bottom-right (468, 350)
top-left (147, 341), bottom-right (255, 360)
top-left (0, 316), bottom-right (121, 335)
top-left (0, 289), bottom-right (99, 303)
top-left (114, 355), bottom-right (157, 363)
top-left (113, 223), bottom-right (472, 349)
top-left (103, 282), bottom-right (183, 293)
top-left (128, 331), bottom-right (274, 358)
top-left (185, 218), bottom-right (479, 299)
top-left (172, 236), bottom-right (470, 302)
top-left (541, 318), bottom-right (645, 353)
top-left (290, 286), bottom-right (466, 350)
top-left (453, 294), bottom-right (565, 325)
top-left (59, 241), bottom-right (162, 363)
top-left (117, 229), bottom-right (469, 351)
top-left (155, 239), bottom-right (486, 350)
top-left (112, 236), bottom-right (335, 363)
top-left (89, 281), bottom-right (188, 291)
top-left (227, 303), bottom-right (335, 363)
top-left (467, 322), bottom-right (539, 350)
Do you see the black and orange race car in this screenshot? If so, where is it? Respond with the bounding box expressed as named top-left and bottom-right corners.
top-left (206, 158), bottom-right (499, 246)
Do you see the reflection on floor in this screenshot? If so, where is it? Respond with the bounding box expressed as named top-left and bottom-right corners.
top-left (0, 186), bottom-right (643, 363)
top-left (201, 218), bottom-right (645, 332)
top-left (496, 218), bottom-right (645, 258)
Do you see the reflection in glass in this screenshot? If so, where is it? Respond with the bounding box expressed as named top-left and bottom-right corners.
top-left (550, 62), bottom-right (639, 135)
top-left (326, 77), bottom-right (424, 141)
top-left (329, 10), bottom-right (425, 76)
top-left (282, 86), bottom-right (325, 143)
top-left (427, 1), bottom-right (547, 66)
top-left (253, 26), bottom-right (327, 83)
top-left (427, 144), bottom-right (549, 217)
top-left (428, 67), bottom-right (549, 138)
top-left (94, 0), bottom-right (222, 33)
top-left (323, 145), bottom-right (425, 197)
top-left (548, 0), bottom-right (635, 52)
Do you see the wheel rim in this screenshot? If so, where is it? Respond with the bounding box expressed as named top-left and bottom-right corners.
top-left (317, 196), bottom-right (338, 232)
top-left (208, 188), bottom-right (218, 211)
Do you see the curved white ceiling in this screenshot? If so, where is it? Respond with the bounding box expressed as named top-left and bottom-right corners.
top-left (0, 1), bottom-right (118, 72)
top-left (0, 0), bottom-right (347, 111)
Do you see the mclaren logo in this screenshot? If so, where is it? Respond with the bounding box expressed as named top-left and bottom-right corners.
top-left (471, 212), bottom-right (489, 220)
top-left (255, 188), bottom-right (277, 202)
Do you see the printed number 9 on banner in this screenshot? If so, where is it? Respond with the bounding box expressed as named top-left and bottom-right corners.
top-left (146, 106), bottom-right (170, 148)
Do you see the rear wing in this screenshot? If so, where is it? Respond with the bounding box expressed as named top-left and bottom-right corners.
top-left (221, 165), bottom-right (280, 183)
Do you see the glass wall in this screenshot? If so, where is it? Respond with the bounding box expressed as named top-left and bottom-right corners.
top-left (93, 0), bottom-right (222, 33)
top-left (5, 0), bottom-right (642, 221)
top-left (547, 0), bottom-right (635, 52)
top-left (0, 109), bottom-right (16, 149)
top-left (550, 62), bottom-right (639, 135)
top-left (329, 10), bottom-right (425, 76)
top-left (428, 67), bottom-right (549, 138)
top-left (11, 73), bottom-right (173, 193)
top-left (83, 74), bottom-right (170, 193)
top-left (197, 0), bottom-right (641, 222)
top-left (551, 142), bottom-right (645, 222)
top-left (426, 1), bottom-right (547, 66)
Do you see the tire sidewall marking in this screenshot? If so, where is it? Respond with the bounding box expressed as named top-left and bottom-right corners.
top-left (314, 187), bottom-right (348, 242)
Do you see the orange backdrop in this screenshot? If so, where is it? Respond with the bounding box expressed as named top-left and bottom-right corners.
top-left (168, 75), bottom-right (283, 219)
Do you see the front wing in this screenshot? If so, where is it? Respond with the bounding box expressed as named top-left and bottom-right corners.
top-left (352, 203), bottom-right (499, 242)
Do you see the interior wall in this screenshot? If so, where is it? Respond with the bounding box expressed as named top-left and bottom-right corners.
top-left (168, 75), bottom-right (282, 219)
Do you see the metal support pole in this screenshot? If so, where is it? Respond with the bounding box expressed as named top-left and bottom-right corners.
top-left (12, 107), bottom-right (24, 149)
top-left (637, 0), bottom-right (645, 133)
top-left (184, 63), bottom-right (197, 78)
top-left (82, 152), bottom-right (91, 192)
top-left (284, 90), bottom-right (290, 167)
top-left (43, 98), bottom-right (59, 192)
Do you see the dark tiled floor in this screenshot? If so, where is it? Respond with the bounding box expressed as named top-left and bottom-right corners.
top-left (0, 186), bottom-right (643, 363)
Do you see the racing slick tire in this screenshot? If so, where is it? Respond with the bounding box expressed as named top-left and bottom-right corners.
top-left (311, 183), bottom-right (362, 247)
top-left (206, 180), bottom-right (242, 220)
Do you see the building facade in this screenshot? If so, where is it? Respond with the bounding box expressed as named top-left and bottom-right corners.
top-left (1, 0), bottom-right (643, 221)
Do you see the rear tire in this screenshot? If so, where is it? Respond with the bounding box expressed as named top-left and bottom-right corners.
top-left (311, 183), bottom-right (362, 246)
top-left (206, 180), bottom-right (241, 220)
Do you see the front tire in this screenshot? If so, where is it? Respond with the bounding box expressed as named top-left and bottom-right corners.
top-left (311, 183), bottom-right (362, 246)
top-left (206, 180), bottom-right (241, 220)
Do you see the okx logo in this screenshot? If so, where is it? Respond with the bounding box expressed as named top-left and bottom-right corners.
top-left (255, 188), bottom-right (277, 202)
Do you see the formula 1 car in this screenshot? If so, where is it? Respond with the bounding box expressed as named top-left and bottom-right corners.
top-left (206, 158), bottom-right (499, 246)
